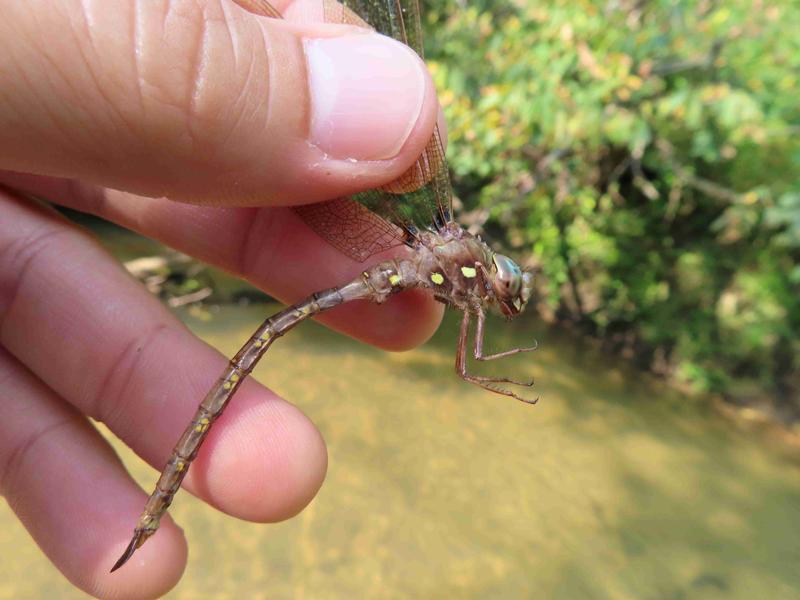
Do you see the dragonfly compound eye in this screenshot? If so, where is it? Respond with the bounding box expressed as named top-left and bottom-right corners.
top-left (492, 254), bottom-right (523, 300)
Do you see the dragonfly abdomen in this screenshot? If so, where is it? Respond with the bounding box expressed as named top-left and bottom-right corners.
top-left (112, 259), bottom-right (415, 571)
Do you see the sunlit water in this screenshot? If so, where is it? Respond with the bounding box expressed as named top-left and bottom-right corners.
top-left (1, 223), bottom-right (799, 598)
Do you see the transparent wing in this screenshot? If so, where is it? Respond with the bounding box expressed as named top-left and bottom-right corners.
top-left (235, 0), bottom-right (454, 262)
top-left (324, 0), bottom-right (423, 57)
top-left (292, 197), bottom-right (404, 262)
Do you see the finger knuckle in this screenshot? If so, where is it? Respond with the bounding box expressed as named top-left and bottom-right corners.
top-left (0, 416), bottom-right (77, 499)
top-left (90, 322), bottom-right (172, 428)
top-left (0, 221), bottom-right (72, 332)
top-left (132, 0), bottom-right (272, 170)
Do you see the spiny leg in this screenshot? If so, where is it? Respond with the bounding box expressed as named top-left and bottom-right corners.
top-left (474, 309), bottom-right (539, 362)
top-left (464, 372), bottom-right (535, 388)
top-left (462, 376), bottom-right (538, 404)
top-left (470, 309), bottom-right (535, 388)
top-left (471, 265), bottom-right (538, 372)
top-left (468, 266), bottom-right (533, 386)
top-left (455, 311), bottom-right (537, 404)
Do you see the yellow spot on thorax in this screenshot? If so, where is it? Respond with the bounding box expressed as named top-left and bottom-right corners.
top-left (430, 272), bottom-right (445, 285)
top-left (389, 273), bottom-right (401, 286)
top-left (461, 266), bottom-right (477, 278)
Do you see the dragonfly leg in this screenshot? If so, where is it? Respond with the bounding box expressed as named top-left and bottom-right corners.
top-left (455, 311), bottom-right (537, 404)
top-left (466, 309), bottom-right (536, 388)
top-left (473, 309), bottom-right (539, 362)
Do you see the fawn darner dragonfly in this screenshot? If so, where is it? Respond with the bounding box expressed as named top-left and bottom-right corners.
top-left (112, 0), bottom-right (537, 572)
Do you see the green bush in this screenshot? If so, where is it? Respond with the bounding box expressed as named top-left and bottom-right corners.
top-left (425, 0), bottom-right (800, 412)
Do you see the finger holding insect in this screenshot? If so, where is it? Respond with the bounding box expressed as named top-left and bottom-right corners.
top-left (0, 171), bottom-right (445, 351)
top-left (0, 0), bottom-right (439, 206)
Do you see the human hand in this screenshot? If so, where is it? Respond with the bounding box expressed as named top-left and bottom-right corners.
top-left (0, 0), bottom-right (443, 597)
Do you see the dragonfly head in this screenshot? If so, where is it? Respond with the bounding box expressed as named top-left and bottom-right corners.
top-left (490, 254), bottom-right (533, 318)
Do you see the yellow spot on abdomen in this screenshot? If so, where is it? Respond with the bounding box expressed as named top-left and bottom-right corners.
top-left (461, 266), bottom-right (477, 278)
top-left (430, 273), bottom-right (445, 285)
top-left (195, 417), bottom-right (210, 433)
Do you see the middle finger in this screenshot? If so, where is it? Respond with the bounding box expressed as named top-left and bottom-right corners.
top-left (0, 171), bottom-right (444, 351)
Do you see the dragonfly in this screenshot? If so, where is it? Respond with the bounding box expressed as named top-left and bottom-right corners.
top-left (112, 0), bottom-right (537, 572)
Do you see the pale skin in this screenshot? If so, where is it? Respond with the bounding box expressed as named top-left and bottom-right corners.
top-left (0, 1), bottom-right (444, 598)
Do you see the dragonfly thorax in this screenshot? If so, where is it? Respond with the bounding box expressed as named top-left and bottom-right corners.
top-left (411, 225), bottom-right (532, 319)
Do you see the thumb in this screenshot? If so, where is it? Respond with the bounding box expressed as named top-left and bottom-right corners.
top-left (0, 0), bottom-right (439, 205)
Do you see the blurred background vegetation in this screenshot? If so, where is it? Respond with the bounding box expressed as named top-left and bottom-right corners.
top-left (421, 0), bottom-right (799, 423)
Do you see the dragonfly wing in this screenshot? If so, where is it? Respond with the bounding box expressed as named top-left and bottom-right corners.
top-left (333, 0), bottom-right (454, 232)
top-left (329, 0), bottom-right (423, 55)
top-left (235, 0), bottom-right (454, 263)
top-left (293, 197), bottom-right (406, 263)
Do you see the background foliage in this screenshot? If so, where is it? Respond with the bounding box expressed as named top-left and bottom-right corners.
top-left (423, 0), bottom-right (800, 418)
